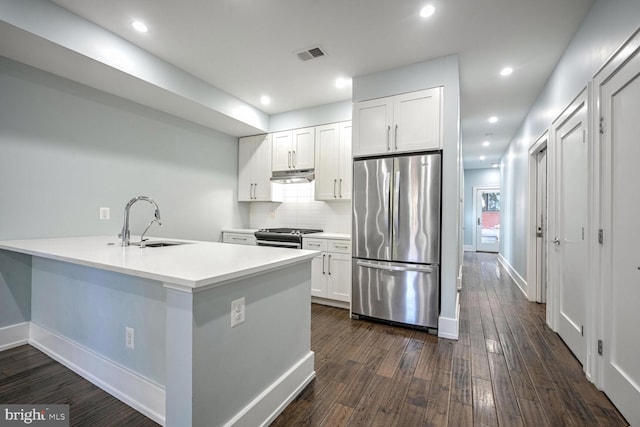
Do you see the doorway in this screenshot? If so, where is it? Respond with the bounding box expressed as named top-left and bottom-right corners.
top-left (527, 133), bottom-right (549, 305)
top-left (474, 186), bottom-right (500, 253)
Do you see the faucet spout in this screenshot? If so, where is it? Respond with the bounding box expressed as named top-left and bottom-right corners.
top-left (118, 196), bottom-right (162, 246)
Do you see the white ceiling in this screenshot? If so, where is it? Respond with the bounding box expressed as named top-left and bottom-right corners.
top-left (35, 0), bottom-right (596, 168)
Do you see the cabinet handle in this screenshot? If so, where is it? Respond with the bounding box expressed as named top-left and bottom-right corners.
top-left (339, 178), bottom-right (343, 198)
top-left (308, 243), bottom-right (321, 247)
top-left (333, 179), bottom-right (337, 198)
top-left (322, 254), bottom-right (326, 275)
top-left (232, 237), bottom-right (247, 241)
top-left (394, 124), bottom-right (398, 150)
top-left (250, 184), bottom-right (254, 199)
top-left (288, 151), bottom-right (291, 168)
top-left (252, 183), bottom-right (257, 199)
top-left (386, 125), bottom-right (391, 151)
top-left (334, 245), bottom-right (348, 249)
top-left (328, 254), bottom-right (332, 275)
top-left (292, 150), bottom-right (296, 167)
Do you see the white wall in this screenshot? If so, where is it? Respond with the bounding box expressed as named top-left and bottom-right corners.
top-left (268, 100), bottom-right (351, 133)
top-left (500, 0), bottom-right (640, 278)
top-left (0, 56), bottom-right (248, 242)
top-left (463, 168), bottom-right (501, 246)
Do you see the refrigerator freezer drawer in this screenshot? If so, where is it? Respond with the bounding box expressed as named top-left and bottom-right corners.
top-left (352, 259), bottom-right (439, 329)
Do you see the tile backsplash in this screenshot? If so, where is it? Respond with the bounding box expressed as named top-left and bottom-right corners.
top-left (249, 182), bottom-right (351, 233)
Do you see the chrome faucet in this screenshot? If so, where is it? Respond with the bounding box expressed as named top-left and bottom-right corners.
top-left (118, 196), bottom-right (162, 246)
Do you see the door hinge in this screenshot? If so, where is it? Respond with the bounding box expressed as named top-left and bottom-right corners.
top-left (599, 117), bottom-right (605, 134)
top-left (598, 339), bottom-right (603, 356)
top-left (581, 325), bottom-right (584, 336)
top-left (582, 129), bottom-right (586, 143)
top-left (581, 227), bottom-right (585, 240)
top-left (598, 229), bottom-right (604, 245)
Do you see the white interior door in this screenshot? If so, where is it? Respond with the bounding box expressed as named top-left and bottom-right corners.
top-left (475, 187), bottom-right (500, 253)
top-left (552, 92), bottom-right (588, 365)
top-left (599, 42), bottom-right (640, 426)
top-left (535, 148), bottom-right (548, 303)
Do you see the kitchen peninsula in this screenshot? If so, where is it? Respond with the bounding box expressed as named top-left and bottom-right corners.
top-left (0, 236), bottom-right (317, 426)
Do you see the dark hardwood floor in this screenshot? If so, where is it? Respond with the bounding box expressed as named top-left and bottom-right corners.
top-left (273, 252), bottom-right (628, 426)
top-left (0, 252), bottom-right (627, 426)
top-left (0, 345), bottom-right (159, 426)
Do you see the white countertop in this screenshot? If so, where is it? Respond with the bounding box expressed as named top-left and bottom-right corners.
top-left (0, 236), bottom-right (317, 290)
top-left (304, 232), bottom-right (351, 240)
top-left (221, 228), bottom-right (258, 234)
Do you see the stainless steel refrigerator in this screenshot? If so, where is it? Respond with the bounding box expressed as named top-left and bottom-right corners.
top-left (352, 152), bottom-right (441, 330)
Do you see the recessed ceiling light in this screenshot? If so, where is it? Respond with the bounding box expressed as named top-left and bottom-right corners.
top-left (500, 67), bottom-right (513, 77)
top-left (492, 163), bottom-right (500, 168)
top-left (260, 95), bottom-right (271, 105)
top-left (488, 116), bottom-right (498, 123)
top-left (480, 155), bottom-right (486, 161)
top-left (335, 77), bottom-right (351, 89)
top-left (131, 20), bottom-right (148, 33)
top-left (482, 141), bottom-right (490, 147)
top-left (420, 4), bottom-right (436, 18)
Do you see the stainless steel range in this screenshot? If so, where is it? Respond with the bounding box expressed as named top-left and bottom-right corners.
top-left (255, 228), bottom-right (322, 249)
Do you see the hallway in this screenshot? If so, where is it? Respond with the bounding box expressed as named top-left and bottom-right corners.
top-left (274, 252), bottom-right (627, 426)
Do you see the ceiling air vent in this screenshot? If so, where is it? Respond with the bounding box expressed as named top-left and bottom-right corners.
top-left (296, 46), bottom-right (326, 62)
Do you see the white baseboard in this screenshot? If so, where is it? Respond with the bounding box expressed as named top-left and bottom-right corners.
top-left (225, 351), bottom-right (316, 427)
top-left (311, 297), bottom-right (349, 310)
top-left (0, 322), bottom-right (29, 352)
top-left (438, 293), bottom-right (460, 340)
top-left (29, 322), bottom-right (165, 426)
top-left (463, 245), bottom-right (474, 252)
top-left (497, 254), bottom-right (528, 297)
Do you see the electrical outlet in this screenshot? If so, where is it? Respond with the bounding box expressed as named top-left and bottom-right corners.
top-left (125, 327), bottom-right (134, 349)
top-left (231, 297), bottom-right (245, 327)
top-left (99, 207), bottom-right (110, 220)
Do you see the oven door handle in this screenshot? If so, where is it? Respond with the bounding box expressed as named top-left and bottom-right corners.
top-left (256, 240), bottom-right (301, 248)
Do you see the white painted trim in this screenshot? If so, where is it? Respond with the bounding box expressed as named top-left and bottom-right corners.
top-left (472, 185), bottom-right (501, 253)
top-left (311, 297), bottom-right (349, 310)
top-left (28, 322), bottom-right (166, 426)
top-left (497, 254), bottom-right (528, 298)
top-left (224, 351), bottom-right (316, 427)
top-left (0, 322), bottom-right (30, 352)
top-left (457, 264), bottom-right (463, 291)
top-left (438, 292), bottom-right (459, 340)
top-left (463, 245), bottom-right (474, 252)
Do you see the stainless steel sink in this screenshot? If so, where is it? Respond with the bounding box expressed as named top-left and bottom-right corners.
top-left (131, 241), bottom-right (191, 248)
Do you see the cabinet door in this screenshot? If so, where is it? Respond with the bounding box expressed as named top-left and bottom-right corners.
top-left (292, 127), bottom-right (315, 170)
top-left (314, 124), bottom-right (340, 200)
top-left (238, 136), bottom-right (255, 201)
top-left (394, 87), bottom-right (442, 152)
top-left (253, 134), bottom-right (274, 201)
top-left (272, 130), bottom-right (292, 171)
top-left (327, 252), bottom-right (351, 302)
top-left (338, 121), bottom-right (352, 200)
top-left (310, 253), bottom-right (327, 298)
top-left (352, 97), bottom-right (393, 157)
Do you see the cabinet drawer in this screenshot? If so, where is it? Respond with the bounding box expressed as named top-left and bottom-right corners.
top-left (223, 232), bottom-right (256, 246)
top-left (303, 239), bottom-right (328, 251)
top-left (329, 240), bottom-right (351, 254)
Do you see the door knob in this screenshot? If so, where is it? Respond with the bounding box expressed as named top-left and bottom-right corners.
top-left (552, 238), bottom-right (561, 246)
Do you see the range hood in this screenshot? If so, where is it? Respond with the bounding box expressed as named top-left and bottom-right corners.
top-left (270, 169), bottom-right (315, 184)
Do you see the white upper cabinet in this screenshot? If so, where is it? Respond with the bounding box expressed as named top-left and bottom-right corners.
top-left (272, 127), bottom-right (315, 171)
top-left (315, 121), bottom-right (352, 201)
top-left (352, 87), bottom-right (442, 157)
top-left (238, 134), bottom-right (282, 202)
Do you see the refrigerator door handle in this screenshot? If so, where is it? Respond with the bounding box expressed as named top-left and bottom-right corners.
top-left (393, 169), bottom-right (401, 252)
top-left (356, 260), bottom-right (433, 274)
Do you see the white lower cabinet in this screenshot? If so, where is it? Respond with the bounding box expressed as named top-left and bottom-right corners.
top-left (303, 238), bottom-right (351, 305)
top-left (222, 231), bottom-right (256, 246)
